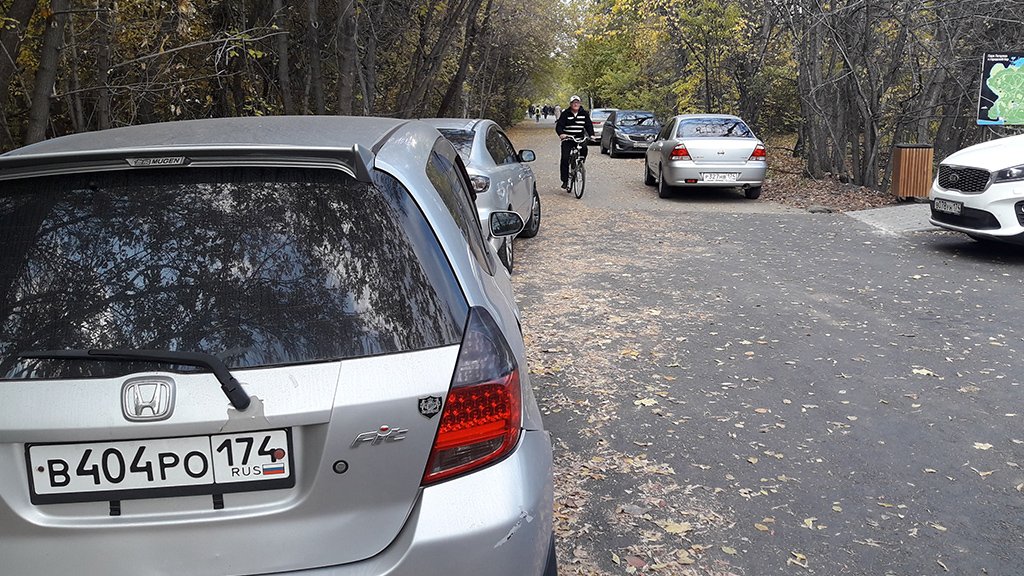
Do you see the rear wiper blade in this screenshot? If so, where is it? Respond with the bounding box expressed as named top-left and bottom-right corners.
top-left (19, 349), bottom-right (251, 411)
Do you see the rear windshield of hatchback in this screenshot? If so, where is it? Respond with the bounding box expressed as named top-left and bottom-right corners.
top-left (0, 166), bottom-right (466, 380)
top-left (676, 118), bottom-right (753, 138)
top-left (437, 129), bottom-right (475, 162)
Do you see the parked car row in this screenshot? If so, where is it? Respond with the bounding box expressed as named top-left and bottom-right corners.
top-left (591, 104), bottom-right (1021, 245)
top-left (589, 108), bottom-right (768, 200)
top-left (0, 116), bottom-right (556, 576)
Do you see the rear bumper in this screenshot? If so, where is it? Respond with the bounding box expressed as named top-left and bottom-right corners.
top-left (1, 430), bottom-right (554, 576)
top-left (290, 429), bottom-right (555, 576)
top-left (663, 161), bottom-right (766, 187)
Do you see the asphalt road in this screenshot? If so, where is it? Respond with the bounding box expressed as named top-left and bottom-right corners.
top-left (508, 118), bottom-right (1024, 575)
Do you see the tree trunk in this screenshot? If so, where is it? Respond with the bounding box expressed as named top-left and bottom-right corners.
top-left (437, 0), bottom-right (490, 118)
top-left (360, 30), bottom-right (377, 115)
top-left (335, 0), bottom-right (357, 115)
top-left (273, 0), bottom-right (295, 114)
top-left (65, 14), bottom-right (86, 133)
top-left (138, 5), bottom-right (180, 124)
top-left (25, 0), bottom-right (71, 145)
top-left (0, 0), bottom-right (39, 148)
top-left (307, 0), bottom-right (325, 115)
top-left (95, 0), bottom-right (115, 130)
top-left (400, 0), bottom-right (475, 117)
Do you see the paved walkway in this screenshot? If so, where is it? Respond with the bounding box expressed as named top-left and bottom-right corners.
top-left (845, 201), bottom-right (937, 235)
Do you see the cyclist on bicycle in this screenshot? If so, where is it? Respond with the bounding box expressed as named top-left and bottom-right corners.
top-left (555, 95), bottom-right (595, 190)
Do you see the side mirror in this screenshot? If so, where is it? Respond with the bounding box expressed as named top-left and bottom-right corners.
top-left (518, 149), bottom-right (536, 163)
top-left (489, 210), bottom-right (525, 238)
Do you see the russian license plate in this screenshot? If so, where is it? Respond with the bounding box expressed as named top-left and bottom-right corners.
top-left (701, 173), bottom-right (739, 183)
top-left (27, 429), bottom-right (294, 504)
top-left (933, 198), bottom-right (963, 216)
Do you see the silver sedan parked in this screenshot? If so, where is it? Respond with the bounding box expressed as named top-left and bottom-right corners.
top-left (588, 108), bottom-right (617, 144)
top-left (0, 116), bottom-right (556, 576)
top-left (644, 114), bottom-right (767, 199)
top-left (424, 118), bottom-right (540, 273)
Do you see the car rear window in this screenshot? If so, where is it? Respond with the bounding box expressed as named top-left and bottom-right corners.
top-left (676, 118), bottom-right (753, 138)
top-left (437, 129), bottom-right (475, 162)
top-left (592, 110), bottom-right (612, 121)
top-left (617, 112), bottom-right (656, 126)
top-left (0, 166), bottom-right (467, 380)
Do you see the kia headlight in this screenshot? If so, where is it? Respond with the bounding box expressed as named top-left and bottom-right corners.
top-left (994, 164), bottom-right (1024, 183)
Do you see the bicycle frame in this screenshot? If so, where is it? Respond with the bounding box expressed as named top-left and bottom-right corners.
top-left (566, 136), bottom-right (587, 199)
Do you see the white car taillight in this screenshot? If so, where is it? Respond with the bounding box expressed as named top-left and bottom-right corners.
top-left (670, 144), bottom-right (691, 161)
top-left (748, 144), bottom-right (766, 162)
top-left (422, 307), bottom-right (521, 485)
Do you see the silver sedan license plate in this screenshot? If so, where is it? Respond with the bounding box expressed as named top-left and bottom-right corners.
top-left (933, 198), bottom-right (962, 216)
top-left (27, 429), bottom-right (294, 504)
top-left (701, 173), bottom-right (739, 183)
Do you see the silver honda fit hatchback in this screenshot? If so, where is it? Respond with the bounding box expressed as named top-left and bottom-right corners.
top-left (0, 116), bottom-right (556, 576)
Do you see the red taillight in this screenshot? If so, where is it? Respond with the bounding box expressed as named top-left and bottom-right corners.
top-left (670, 144), bottom-right (691, 161)
top-left (422, 307), bottom-right (522, 485)
top-left (749, 144), bottom-right (766, 161)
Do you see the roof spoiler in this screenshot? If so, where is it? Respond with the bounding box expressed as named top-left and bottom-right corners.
top-left (0, 144), bottom-right (376, 183)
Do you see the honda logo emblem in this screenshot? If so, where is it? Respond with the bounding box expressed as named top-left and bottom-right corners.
top-left (122, 377), bottom-right (175, 422)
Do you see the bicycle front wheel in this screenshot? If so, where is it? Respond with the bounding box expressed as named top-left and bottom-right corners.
top-left (573, 162), bottom-right (586, 199)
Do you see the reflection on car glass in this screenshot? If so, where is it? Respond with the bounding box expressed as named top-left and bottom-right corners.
top-left (678, 119), bottom-right (753, 138)
top-left (0, 167), bottom-right (465, 380)
top-left (438, 129), bottom-right (475, 161)
top-left (619, 113), bottom-right (655, 126)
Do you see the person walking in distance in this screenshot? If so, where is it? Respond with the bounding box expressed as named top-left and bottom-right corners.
top-left (555, 95), bottom-right (595, 190)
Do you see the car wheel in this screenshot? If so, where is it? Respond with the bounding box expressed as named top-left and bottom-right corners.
top-left (745, 186), bottom-right (762, 200)
top-left (498, 237), bottom-right (514, 273)
top-left (542, 533), bottom-right (558, 576)
top-left (609, 141), bottom-right (620, 158)
top-left (658, 165), bottom-right (672, 198)
top-left (644, 157), bottom-right (657, 186)
top-left (519, 187), bottom-right (541, 238)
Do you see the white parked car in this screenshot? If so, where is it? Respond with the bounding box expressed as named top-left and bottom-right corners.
top-left (424, 119), bottom-right (540, 272)
top-left (929, 134), bottom-right (1024, 244)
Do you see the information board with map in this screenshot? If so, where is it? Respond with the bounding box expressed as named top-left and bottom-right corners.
top-left (978, 52), bottom-right (1024, 125)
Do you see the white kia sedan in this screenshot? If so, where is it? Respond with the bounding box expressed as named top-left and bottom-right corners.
top-left (929, 134), bottom-right (1024, 244)
top-left (645, 114), bottom-right (767, 200)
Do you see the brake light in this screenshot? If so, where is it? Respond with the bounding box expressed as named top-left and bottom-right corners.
top-left (749, 144), bottom-right (766, 161)
top-left (670, 144), bottom-right (691, 161)
top-left (422, 307), bottom-right (521, 484)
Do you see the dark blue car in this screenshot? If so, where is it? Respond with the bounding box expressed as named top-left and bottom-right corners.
top-left (600, 110), bottom-right (661, 157)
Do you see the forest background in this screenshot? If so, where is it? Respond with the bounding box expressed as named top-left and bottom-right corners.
top-left (1, 0), bottom-right (1021, 191)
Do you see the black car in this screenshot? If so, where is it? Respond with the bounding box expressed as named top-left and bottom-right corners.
top-left (600, 110), bottom-right (660, 157)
